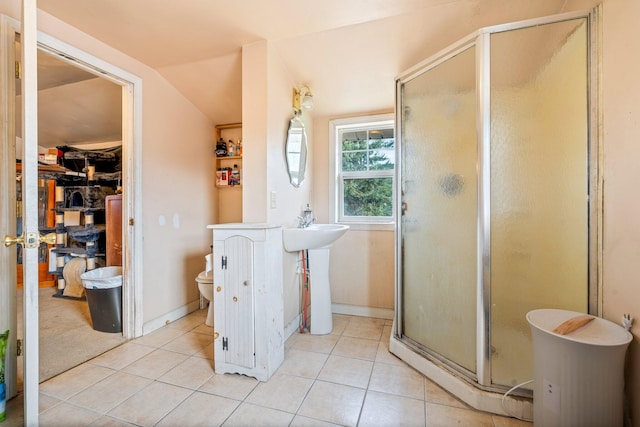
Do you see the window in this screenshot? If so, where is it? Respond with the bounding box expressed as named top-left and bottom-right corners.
top-left (330, 114), bottom-right (395, 229)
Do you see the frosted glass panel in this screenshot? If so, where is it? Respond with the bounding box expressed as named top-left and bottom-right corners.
top-left (489, 19), bottom-right (589, 387)
top-left (401, 46), bottom-right (477, 373)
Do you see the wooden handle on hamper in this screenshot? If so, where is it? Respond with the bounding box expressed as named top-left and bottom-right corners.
top-left (553, 314), bottom-right (595, 335)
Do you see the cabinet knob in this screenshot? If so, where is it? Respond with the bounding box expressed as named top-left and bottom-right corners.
top-left (216, 286), bottom-right (222, 292)
top-left (243, 280), bottom-right (250, 286)
top-left (214, 331), bottom-right (219, 339)
top-left (233, 296), bottom-right (238, 302)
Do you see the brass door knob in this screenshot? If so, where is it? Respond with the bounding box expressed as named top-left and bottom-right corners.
top-left (4, 232), bottom-right (56, 247)
top-left (3, 235), bottom-right (24, 247)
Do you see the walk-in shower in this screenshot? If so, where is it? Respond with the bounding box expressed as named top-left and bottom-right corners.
top-left (391, 9), bottom-right (599, 418)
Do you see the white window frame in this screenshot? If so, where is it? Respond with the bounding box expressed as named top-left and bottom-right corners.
top-left (329, 113), bottom-right (395, 231)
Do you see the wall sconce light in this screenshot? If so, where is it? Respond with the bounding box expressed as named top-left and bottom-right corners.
top-left (293, 86), bottom-right (314, 113)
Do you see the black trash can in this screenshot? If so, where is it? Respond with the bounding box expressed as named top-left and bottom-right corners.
top-left (81, 267), bottom-right (123, 333)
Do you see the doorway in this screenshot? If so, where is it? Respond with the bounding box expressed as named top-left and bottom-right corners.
top-left (0, 17), bottom-right (143, 405)
top-left (391, 9), bottom-right (599, 417)
top-left (15, 44), bottom-right (126, 383)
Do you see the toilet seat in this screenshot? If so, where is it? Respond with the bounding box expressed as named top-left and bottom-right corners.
top-left (196, 270), bottom-right (214, 327)
top-left (197, 270), bottom-right (213, 283)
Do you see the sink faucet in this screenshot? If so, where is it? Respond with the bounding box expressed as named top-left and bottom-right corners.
top-left (297, 204), bottom-right (316, 228)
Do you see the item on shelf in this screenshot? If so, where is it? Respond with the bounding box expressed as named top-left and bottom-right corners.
top-left (216, 168), bottom-right (230, 186)
top-left (215, 138), bottom-right (227, 157)
top-left (228, 140), bottom-right (235, 157)
top-left (230, 165), bottom-right (240, 186)
top-left (237, 140), bottom-right (242, 156)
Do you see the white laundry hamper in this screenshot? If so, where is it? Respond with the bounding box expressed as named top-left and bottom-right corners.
top-left (527, 309), bottom-right (632, 427)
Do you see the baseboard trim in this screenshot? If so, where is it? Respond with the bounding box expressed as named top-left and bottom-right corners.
top-left (284, 314), bottom-right (302, 341)
top-left (284, 304), bottom-right (394, 340)
top-left (331, 303), bottom-right (394, 320)
top-left (143, 299), bottom-right (201, 335)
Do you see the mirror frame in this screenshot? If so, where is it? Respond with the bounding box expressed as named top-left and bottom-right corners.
top-left (285, 111), bottom-right (308, 188)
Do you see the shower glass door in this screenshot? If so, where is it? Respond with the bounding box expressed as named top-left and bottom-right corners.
top-left (396, 12), bottom-right (593, 392)
top-left (489, 18), bottom-right (589, 388)
top-left (399, 45), bottom-right (478, 375)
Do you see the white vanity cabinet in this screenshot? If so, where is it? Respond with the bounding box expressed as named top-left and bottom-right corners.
top-left (208, 223), bottom-right (284, 381)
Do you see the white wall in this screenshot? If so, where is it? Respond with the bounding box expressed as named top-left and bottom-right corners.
top-left (312, 113), bottom-right (395, 312)
top-left (598, 0), bottom-right (640, 424)
top-left (242, 40), bottom-right (313, 330)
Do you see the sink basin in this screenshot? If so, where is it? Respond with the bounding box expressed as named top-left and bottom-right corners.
top-left (283, 223), bottom-right (350, 334)
top-left (283, 224), bottom-right (349, 252)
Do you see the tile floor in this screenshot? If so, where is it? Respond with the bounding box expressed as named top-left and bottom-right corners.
top-left (5, 310), bottom-right (532, 426)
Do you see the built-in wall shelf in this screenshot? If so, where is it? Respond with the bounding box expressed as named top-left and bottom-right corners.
top-left (214, 123), bottom-right (243, 222)
top-left (215, 123), bottom-right (242, 141)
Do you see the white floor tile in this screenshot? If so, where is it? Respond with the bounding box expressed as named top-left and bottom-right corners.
top-left (39, 363), bottom-right (115, 401)
top-left (297, 380), bottom-right (366, 427)
top-left (368, 362), bottom-right (425, 400)
top-left (107, 381), bottom-right (192, 426)
top-left (317, 354), bottom-right (373, 389)
top-left (359, 390), bottom-right (426, 427)
top-left (68, 371), bottom-right (152, 414)
top-left (121, 348), bottom-right (189, 380)
top-left (278, 348), bottom-right (329, 378)
top-left (30, 310), bottom-right (531, 427)
top-left (222, 402), bottom-right (294, 426)
top-left (158, 356), bottom-right (215, 389)
top-left (198, 373), bottom-right (259, 401)
top-left (245, 373), bottom-right (313, 413)
top-left (156, 391), bottom-right (239, 426)
top-left (39, 401), bottom-right (102, 426)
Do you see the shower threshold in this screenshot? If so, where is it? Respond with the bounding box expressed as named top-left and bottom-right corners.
top-left (389, 332), bottom-right (533, 420)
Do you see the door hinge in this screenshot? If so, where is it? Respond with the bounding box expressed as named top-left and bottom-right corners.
top-left (221, 255), bottom-right (227, 270)
top-left (15, 61), bottom-right (21, 79)
top-left (222, 337), bottom-right (228, 351)
top-left (17, 338), bottom-right (22, 356)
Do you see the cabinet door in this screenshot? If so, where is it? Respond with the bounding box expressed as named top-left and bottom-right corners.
top-left (223, 235), bottom-right (255, 369)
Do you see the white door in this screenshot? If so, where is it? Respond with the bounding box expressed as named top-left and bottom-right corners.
top-left (0, 15), bottom-right (20, 409)
top-left (1, 6), bottom-right (143, 426)
top-left (223, 236), bottom-right (255, 369)
top-left (0, 1), bottom-right (42, 424)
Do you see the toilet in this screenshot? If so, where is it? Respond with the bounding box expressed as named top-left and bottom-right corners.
top-left (196, 254), bottom-right (214, 327)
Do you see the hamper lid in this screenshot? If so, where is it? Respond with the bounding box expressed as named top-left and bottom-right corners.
top-left (527, 309), bottom-right (632, 346)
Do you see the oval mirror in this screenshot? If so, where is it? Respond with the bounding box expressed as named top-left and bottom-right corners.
top-left (285, 113), bottom-right (308, 188)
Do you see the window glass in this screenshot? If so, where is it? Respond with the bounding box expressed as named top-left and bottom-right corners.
top-left (330, 115), bottom-right (395, 227)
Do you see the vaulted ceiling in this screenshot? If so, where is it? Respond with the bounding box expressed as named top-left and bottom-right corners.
top-left (33, 0), bottom-right (599, 146)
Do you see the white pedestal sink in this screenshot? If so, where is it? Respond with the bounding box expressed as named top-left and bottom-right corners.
top-left (283, 224), bottom-right (349, 335)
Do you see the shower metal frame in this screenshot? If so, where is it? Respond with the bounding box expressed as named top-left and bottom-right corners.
top-left (393, 7), bottom-right (601, 396)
